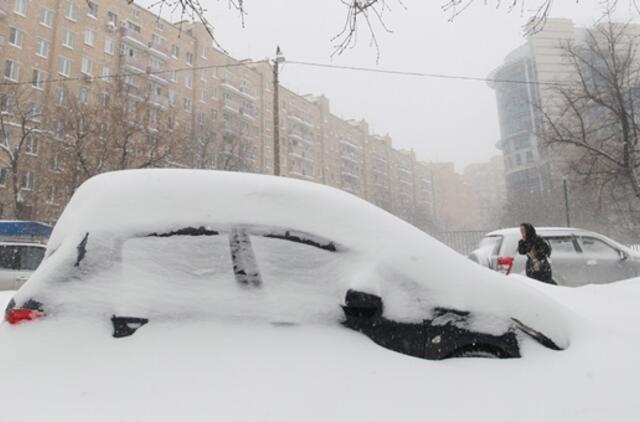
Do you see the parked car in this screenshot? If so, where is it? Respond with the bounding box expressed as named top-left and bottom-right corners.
top-left (0, 221), bottom-right (52, 290)
top-left (5, 170), bottom-right (567, 360)
top-left (468, 227), bottom-right (640, 286)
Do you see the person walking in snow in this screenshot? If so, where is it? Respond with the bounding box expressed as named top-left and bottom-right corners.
top-left (517, 223), bottom-right (555, 284)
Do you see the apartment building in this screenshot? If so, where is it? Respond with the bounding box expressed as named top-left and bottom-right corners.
top-left (1, 0), bottom-right (436, 231)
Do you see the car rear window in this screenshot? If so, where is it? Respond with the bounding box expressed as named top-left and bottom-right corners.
top-left (478, 235), bottom-right (502, 255)
top-left (0, 245), bottom-right (46, 271)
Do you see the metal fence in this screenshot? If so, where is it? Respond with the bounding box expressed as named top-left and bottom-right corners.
top-left (432, 230), bottom-right (491, 256)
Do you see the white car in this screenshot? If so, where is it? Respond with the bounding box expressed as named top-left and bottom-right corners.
top-left (0, 170), bottom-right (639, 421)
top-left (468, 227), bottom-right (640, 286)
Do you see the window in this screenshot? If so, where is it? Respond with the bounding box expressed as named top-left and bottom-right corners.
top-left (14, 0), bottom-right (28, 16)
top-left (545, 236), bottom-right (577, 255)
top-left (54, 120), bottom-right (64, 138)
top-left (185, 75), bottom-right (192, 89)
top-left (579, 237), bottom-right (620, 260)
top-left (104, 37), bottom-right (114, 55)
top-left (51, 154), bottom-right (63, 172)
top-left (108, 11), bottom-right (118, 25)
top-left (200, 87), bottom-right (207, 102)
top-left (171, 44), bottom-right (179, 58)
top-left (125, 21), bottom-right (141, 33)
top-left (155, 20), bottom-right (165, 32)
top-left (183, 98), bottom-right (192, 112)
top-left (79, 87), bottom-right (89, 104)
top-left (200, 69), bottom-right (206, 81)
top-left (58, 57), bottom-right (71, 77)
top-left (170, 70), bottom-right (177, 82)
top-left (0, 128), bottom-right (9, 147)
top-left (102, 65), bottom-right (111, 78)
top-left (64, 1), bottom-right (76, 20)
top-left (31, 69), bottom-right (46, 90)
top-left (35, 38), bottom-right (50, 58)
top-left (0, 168), bottom-right (6, 186)
top-left (81, 56), bottom-right (93, 76)
top-left (100, 92), bottom-right (110, 107)
top-left (151, 34), bottom-right (164, 48)
top-left (9, 27), bottom-right (24, 48)
top-left (149, 57), bottom-right (163, 71)
top-left (526, 150), bottom-right (534, 163)
top-left (20, 172), bottom-right (34, 191)
top-left (201, 47), bottom-right (208, 58)
top-left (62, 29), bottom-right (75, 49)
top-left (46, 185), bottom-right (56, 204)
top-left (84, 29), bottom-right (96, 47)
top-left (168, 90), bottom-right (176, 107)
top-left (131, 8), bottom-right (140, 19)
top-left (0, 94), bottom-right (15, 114)
top-left (186, 52), bottom-right (193, 66)
top-left (25, 135), bottom-right (38, 155)
top-left (4, 60), bottom-right (20, 81)
top-left (39, 8), bottom-right (54, 27)
top-left (87, 1), bottom-right (98, 18)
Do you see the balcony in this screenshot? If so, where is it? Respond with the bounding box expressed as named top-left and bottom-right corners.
top-left (150, 93), bottom-right (169, 109)
top-left (147, 68), bottom-right (169, 85)
top-left (120, 28), bottom-right (146, 47)
top-left (0, 0), bottom-right (8, 18)
top-left (148, 41), bottom-right (171, 59)
top-left (121, 54), bottom-right (147, 72)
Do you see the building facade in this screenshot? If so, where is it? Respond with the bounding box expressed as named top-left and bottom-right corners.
top-left (488, 18), bottom-right (576, 226)
top-left (0, 0), bottom-right (435, 231)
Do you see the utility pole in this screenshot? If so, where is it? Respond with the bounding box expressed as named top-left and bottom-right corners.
top-left (272, 46), bottom-right (285, 176)
top-left (563, 178), bottom-right (571, 227)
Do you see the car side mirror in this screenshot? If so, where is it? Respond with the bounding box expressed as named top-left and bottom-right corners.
top-left (619, 250), bottom-right (628, 261)
top-left (342, 289), bottom-right (383, 319)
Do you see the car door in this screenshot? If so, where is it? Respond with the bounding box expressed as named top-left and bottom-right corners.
top-left (576, 235), bottom-right (632, 284)
top-left (542, 235), bottom-right (584, 287)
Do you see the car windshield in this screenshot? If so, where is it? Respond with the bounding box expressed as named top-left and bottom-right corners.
top-left (0, 245), bottom-right (46, 271)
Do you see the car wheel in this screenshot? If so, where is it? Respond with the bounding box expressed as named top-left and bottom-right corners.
top-left (445, 344), bottom-right (506, 359)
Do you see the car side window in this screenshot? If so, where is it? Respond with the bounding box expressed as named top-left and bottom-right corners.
top-left (545, 236), bottom-right (577, 255)
top-left (578, 236), bottom-right (620, 259)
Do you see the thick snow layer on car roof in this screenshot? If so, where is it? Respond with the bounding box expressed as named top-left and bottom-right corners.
top-left (20, 169), bottom-right (570, 347)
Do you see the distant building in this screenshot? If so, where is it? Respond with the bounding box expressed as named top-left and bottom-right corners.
top-left (488, 18), bottom-right (576, 225)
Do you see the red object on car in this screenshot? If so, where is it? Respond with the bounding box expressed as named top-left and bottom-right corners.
top-left (496, 256), bottom-right (515, 275)
top-left (5, 309), bottom-right (44, 325)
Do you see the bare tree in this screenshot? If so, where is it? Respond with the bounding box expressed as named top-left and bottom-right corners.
top-left (51, 80), bottom-right (181, 190)
top-left (140, 0), bottom-right (640, 60)
top-left (0, 85), bottom-right (47, 219)
top-left (538, 17), bottom-right (640, 236)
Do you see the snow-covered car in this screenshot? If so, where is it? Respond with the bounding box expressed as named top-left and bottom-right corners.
top-left (10, 170), bottom-right (640, 421)
top-left (5, 170), bottom-right (565, 359)
top-left (468, 227), bottom-right (640, 286)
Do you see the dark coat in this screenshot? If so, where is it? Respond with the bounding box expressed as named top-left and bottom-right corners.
top-left (517, 223), bottom-right (554, 284)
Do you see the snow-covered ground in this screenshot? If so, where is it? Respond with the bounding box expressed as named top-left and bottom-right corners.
top-left (0, 280), bottom-right (639, 422)
top-left (0, 170), bottom-right (638, 421)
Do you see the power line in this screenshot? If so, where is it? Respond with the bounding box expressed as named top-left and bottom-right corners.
top-left (285, 60), bottom-right (576, 87)
top-left (0, 59), bottom-right (269, 87)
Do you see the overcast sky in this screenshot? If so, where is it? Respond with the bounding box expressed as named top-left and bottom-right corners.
top-left (143, 0), bottom-right (638, 172)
